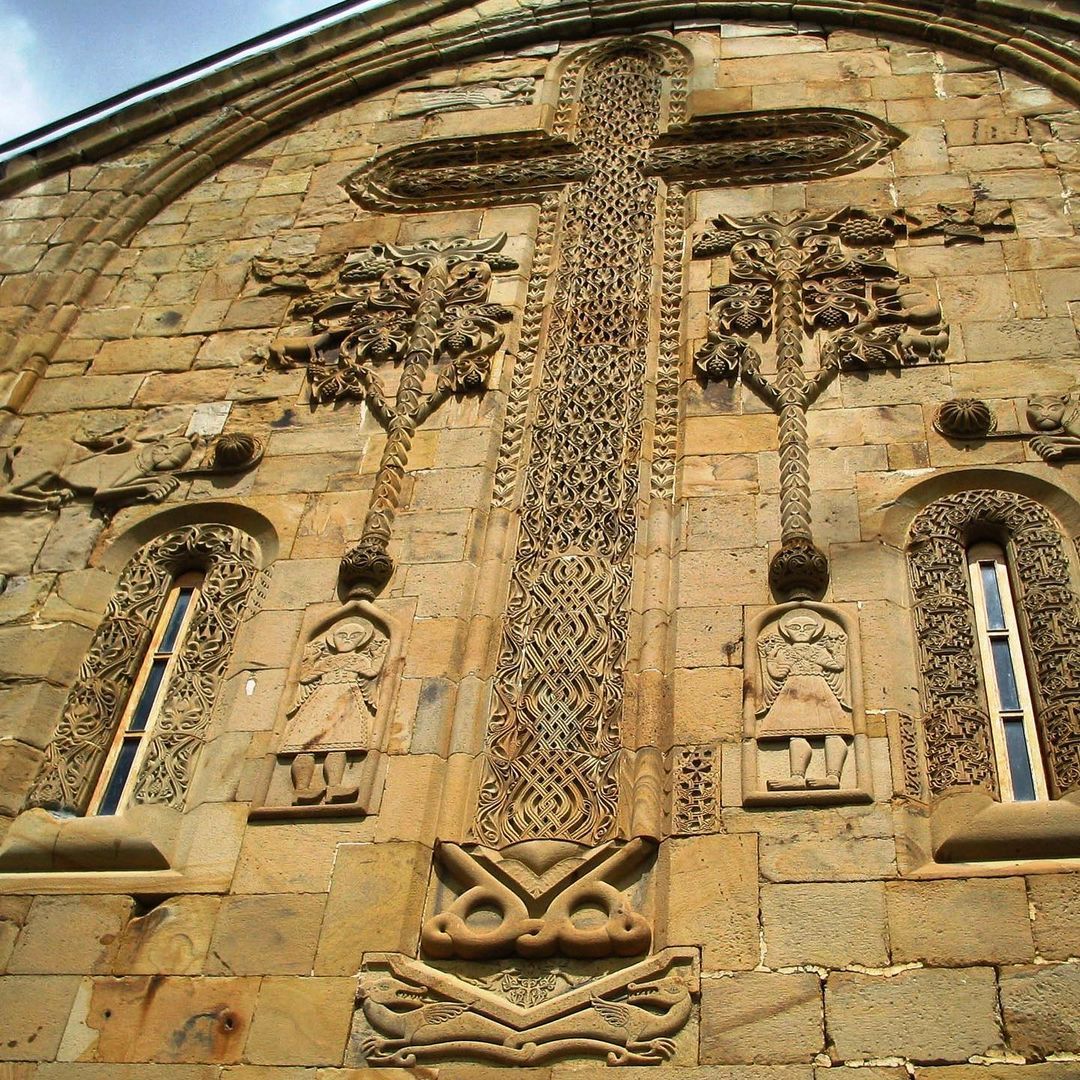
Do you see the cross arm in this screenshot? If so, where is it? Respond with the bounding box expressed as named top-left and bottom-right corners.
top-left (645, 109), bottom-right (904, 188)
top-left (346, 131), bottom-right (590, 212)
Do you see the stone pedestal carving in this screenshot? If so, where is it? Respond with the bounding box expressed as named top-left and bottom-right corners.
top-left (249, 601), bottom-right (401, 819)
top-left (742, 602), bottom-right (872, 806)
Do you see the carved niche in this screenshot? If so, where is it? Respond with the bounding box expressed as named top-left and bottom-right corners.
top-left (742, 602), bottom-right (872, 806)
top-left (0, 428), bottom-right (261, 513)
top-left (250, 601), bottom-right (401, 819)
top-left (905, 489), bottom-right (1080, 800)
top-left (27, 524), bottom-right (263, 814)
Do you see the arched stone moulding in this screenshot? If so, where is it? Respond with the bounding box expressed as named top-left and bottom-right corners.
top-left (3, 0), bottom-right (1080, 412)
top-left (248, 599), bottom-right (405, 820)
top-left (0, 519), bottom-right (268, 885)
top-left (903, 487), bottom-right (1080, 864)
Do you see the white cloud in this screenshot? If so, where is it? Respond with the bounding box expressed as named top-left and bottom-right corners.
top-left (0, 6), bottom-right (51, 142)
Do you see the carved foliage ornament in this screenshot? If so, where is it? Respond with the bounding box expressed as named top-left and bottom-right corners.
top-left (907, 490), bottom-right (1080, 797)
top-left (263, 235), bottom-right (517, 598)
top-left (28, 524), bottom-right (262, 813)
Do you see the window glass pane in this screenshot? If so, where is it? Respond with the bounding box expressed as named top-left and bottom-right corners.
top-left (979, 562), bottom-right (1006, 631)
top-left (129, 658), bottom-right (169, 732)
top-left (990, 637), bottom-right (1022, 712)
top-left (159, 587), bottom-right (195, 654)
top-left (97, 738), bottom-right (140, 816)
top-left (1003, 718), bottom-right (1037, 802)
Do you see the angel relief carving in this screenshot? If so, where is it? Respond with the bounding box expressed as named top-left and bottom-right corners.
top-left (742, 602), bottom-right (872, 806)
top-left (250, 605), bottom-right (399, 819)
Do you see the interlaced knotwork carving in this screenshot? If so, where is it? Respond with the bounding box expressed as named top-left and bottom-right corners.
top-left (670, 746), bottom-right (717, 834)
top-left (27, 524), bottom-right (262, 813)
top-left (694, 209), bottom-right (949, 599)
top-left (908, 490), bottom-right (1080, 797)
top-left (476, 43), bottom-right (674, 845)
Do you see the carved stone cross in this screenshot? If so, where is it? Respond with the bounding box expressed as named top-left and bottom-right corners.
top-left (339, 37), bottom-right (904, 846)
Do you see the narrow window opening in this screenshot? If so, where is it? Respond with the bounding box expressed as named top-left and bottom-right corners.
top-left (88, 570), bottom-right (203, 816)
top-left (966, 542), bottom-right (1047, 802)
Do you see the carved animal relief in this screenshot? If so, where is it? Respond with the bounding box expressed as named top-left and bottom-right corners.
top-left (932, 391), bottom-right (1080, 462)
top-left (395, 78), bottom-right (536, 117)
top-left (353, 949), bottom-right (698, 1067)
top-left (0, 429), bottom-right (261, 513)
top-left (743, 603), bottom-right (872, 805)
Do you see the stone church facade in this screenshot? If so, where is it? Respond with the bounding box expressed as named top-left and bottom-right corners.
top-left (0, 1), bottom-right (1079, 1075)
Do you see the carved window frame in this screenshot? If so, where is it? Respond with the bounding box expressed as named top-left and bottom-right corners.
top-left (904, 488), bottom-right (1080, 864)
top-left (26, 523), bottom-right (262, 816)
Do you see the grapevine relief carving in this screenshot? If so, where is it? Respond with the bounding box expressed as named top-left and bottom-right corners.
top-left (27, 524), bottom-right (262, 813)
top-left (692, 208), bottom-right (948, 599)
top-left (908, 489), bottom-right (1080, 798)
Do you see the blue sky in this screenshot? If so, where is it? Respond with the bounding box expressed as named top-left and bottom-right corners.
top-left (0, 0), bottom-right (378, 142)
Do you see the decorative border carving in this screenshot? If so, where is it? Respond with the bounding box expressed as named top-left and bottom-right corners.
top-left (669, 745), bottom-right (717, 834)
top-left (907, 489), bottom-right (1080, 798)
top-left (27, 524), bottom-right (262, 814)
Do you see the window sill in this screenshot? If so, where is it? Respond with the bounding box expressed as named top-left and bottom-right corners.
top-left (931, 788), bottom-right (1080, 863)
top-left (0, 801), bottom-right (244, 894)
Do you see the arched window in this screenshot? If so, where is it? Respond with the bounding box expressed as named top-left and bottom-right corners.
top-left (906, 489), bottom-right (1080, 804)
top-left (27, 524), bottom-right (262, 816)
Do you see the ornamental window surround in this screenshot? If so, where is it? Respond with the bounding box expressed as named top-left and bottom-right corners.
top-left (25, 523), bottom-right (262, 818)
top-left (906, 489), bottom-right (1080, 807)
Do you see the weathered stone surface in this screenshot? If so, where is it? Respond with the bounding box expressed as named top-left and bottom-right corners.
top-left (61, 976), bottom-right (259, 1063)
top-left (699, 972), bottom-right (823, 1064)
top-left (1027, 873), bottom-right (1080, 960)
top-left (999, 963), bottom-right (1080, 1056)
top-left (314, 842), bottom-right (430, 974)
top-left (206, 893), bottom-right (325, 976)
top-left (0, 974), bottom-right (80, 1060)
top-left (763, 882), bottom-right (888, 968)
top-left (827, 968), bottom-right (1002, 1062)
top-left (659, 834), bottom-right (758, 971)
top-left (112, 897), bottom-right (219, 975)
top-left (244, 977), bottom-right (355, 1065)
top-left (8, 895), bottom-right (133, 975)
top-left (886, 878), bottom-right (1034, 965)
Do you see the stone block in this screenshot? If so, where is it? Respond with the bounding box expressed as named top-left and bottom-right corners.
top-left (0, 974), bottom-right (80, 1060)
top-left (761, 835), bottom-right (895, 883)
top-left (673, 666), bottom-right (742, 743)
top-left (0, 739), bottom-right (45, 816)
top-left (62, 975), bottom-right (259, 1063)
top-left (244, 977), bottom-right (355, 1065)
top-left (962, 318), bottom-right (1078, 362)
top-left (206, 893), bottom-right (325, 976)
top-left (827, 968), bottom-right (1001, 1062)
top-left (232, 821), bottom-right (375, 894)
top-left (999, 963), bottom-right (1080, 1056)
top-left (112, 896), bottom-right (219, 975)
top-left (659, 833), bottom-right (758, 971)
top-left (674, 605), bottom-right (743, 668)
top-left (9, 895), bottom-right (132, 975)
top-left (886, 878), bottom-right (1033, 965)
top-left (0, 896), bottom-right (30, 972)
top-left (699, 972), bottom-right (823, 1064)
top-left (679, 548), bottom-right (770, 606)
top-left (912, 1065), bottom-right (1080, 1079)
top-left (91, 336), bottom-right (200, 374)
top-left (314, 842), bottom-right (430, 974)
top-left (35, 1066), bottom-right (220, 1079)
top-left (1027, 873), bottom-right (1080, 959)
top-left (684, 414), bottom-right (778, 456)
top-left (762, 882), bottom-right (888, 968)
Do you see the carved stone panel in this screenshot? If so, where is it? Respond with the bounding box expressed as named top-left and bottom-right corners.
top-left (352, 948), bottom-right (699, 1067)
top-left (741, 602), bottom-right (872, 806)
top-left (249, 600), bottom-right (402, 819)
top-left (394, 78), bottom-right (536, 117)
